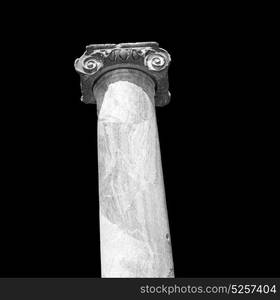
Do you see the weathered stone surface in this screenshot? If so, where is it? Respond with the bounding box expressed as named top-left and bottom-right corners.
top-left (96, 73), bottom-right (174, 277)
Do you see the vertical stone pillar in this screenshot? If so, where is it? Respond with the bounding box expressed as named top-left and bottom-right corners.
top-left (75, 42), bottom-right (174, 277)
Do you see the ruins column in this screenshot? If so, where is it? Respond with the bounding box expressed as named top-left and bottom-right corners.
top-left (74, 42), bottom-right (174, 277)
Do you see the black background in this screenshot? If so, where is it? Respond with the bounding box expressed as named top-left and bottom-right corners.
top-left (0, 5), bottom-right (278, 278)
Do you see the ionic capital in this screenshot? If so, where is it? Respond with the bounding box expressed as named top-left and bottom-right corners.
top-left (74, 42), bottom-right (171, 106)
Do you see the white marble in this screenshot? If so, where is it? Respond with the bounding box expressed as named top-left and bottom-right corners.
top-left (97, 81), bottom-right (174, 277)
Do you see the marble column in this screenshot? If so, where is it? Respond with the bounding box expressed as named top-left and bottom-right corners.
top-left (75, 42), bottom-right (174, 277)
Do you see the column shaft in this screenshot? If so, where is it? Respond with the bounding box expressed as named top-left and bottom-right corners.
top-left (94, 69), bottom-right (174, 277)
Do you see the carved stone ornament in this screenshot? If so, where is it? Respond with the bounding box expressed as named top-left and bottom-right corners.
top-left (74, 42), bottom-right (171, 106)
